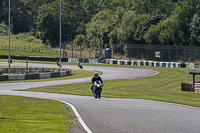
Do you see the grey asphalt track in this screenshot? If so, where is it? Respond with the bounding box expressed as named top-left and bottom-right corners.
top-left (1, 62), bottom-right (200, 133)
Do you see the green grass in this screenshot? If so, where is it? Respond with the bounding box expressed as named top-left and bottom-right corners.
top-left (22, 64), bottom-right (200, 108)
top-left (0, 35), bottom-right (60, 57)
top-left (0, 49), bottom-right (59, 57)
top-left (0, 95), bottom-right (74, 133)
top-left (0, 35), bottom-right (48, 48)
top-left (2, 59), bottom-right (200, 107)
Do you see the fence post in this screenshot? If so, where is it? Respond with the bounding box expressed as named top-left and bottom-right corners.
top-left (184, 47), bottom-right (185, 62)
top-left (129, 45), bottom-right (130, 60)
top-left (112, 44), bottom-right (114, 59)
top-left (63, 43), bottom-right (65, 58)
top-left (190, 48), bottom-right (192, 62)
top-left (72, 44), bottom-right (73, 58)
top-left (195, 50), bottom-right (197, 64)
top-left (80, 45), bottom-right (82, 58)
top-left (121, 45), bottom-right (123, 59)
top-left (177, 48), bottom-right (178, 62)
top-left (146, 47), bottom-right (147, 60)
top-left (169, 48), bottom-right (170, 61)
top-left (89, 47), bottom-right (91, 59)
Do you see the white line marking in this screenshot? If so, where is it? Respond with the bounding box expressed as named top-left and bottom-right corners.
top-left (58, 100), bottom-right (93, 133)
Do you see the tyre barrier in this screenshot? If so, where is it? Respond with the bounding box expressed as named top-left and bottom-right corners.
top-left (0, 68), bottom-right (71, 81)
top-left (68, 58), bottom-right (190, 68)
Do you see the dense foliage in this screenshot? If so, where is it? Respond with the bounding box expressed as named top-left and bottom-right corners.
top-left (1, 0), bottom-right (200, 48)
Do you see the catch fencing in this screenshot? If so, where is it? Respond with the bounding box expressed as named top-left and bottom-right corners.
top-left (0, 45), bottom-right (66, 57)
top-left (112, 44), bottom-right (200, 62)
top-left (65, 44), bottom-right (200, 62)
top-left (1, 43), bottom-right (200, 62)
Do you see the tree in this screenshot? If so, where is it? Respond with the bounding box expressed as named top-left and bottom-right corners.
top-left (144, 17), bottom-right (174, 45)
top-left (134, 15), bottom-right (163, 43)
top-left (189, 14), bottom-right (200, 46)
top-left (0, 0), bottom-right (8, 24)
top-left (132, 0), bottom-right (175, 16)
top-left (173, 0), bottom-right (200, 45)
top-left (38, 12), bottom-right (59, 47)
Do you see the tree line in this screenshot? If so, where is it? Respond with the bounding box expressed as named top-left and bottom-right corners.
top-left (0, 0), bottom-right (200, 48)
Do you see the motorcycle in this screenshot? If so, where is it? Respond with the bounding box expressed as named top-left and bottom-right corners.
top-left (92, 80), bottom-right (103, 99)
top-left (78, 63), bottom-right (83, 69)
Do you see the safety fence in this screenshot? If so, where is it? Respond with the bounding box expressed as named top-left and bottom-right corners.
top-left (0, 68), bottom-right (71, 81)
top-left (113, 44), bottom-right (200, 62)
top-left (66, 44), bottom-right (200, 62)
top-left (2, 44), bottom-right (200, 63)
top-left (0, 45), bottom-right (66, 56)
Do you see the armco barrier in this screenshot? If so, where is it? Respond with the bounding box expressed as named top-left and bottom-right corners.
top-left (0, 75), bottom-right (8, 81)
top-left (60, 72), bottom-right (65, 77)
top-left (39, 73), bottom-right (50, 79)
top-left (55, 72), bottom-right (60, 77)
top-left (66, 70), bottom-right (71, 75)
top-left (8, 75), bottom-right (25, 81)
top-left (50, 72), bottom-right (61, 78)
top-left (25, 74), bottom-right (32, 80)
top-left (50, 73), bottom-right (56, 78)
top-left (0, 55), bottom-right (68, 62)
top-left (31, 74), bottom-right (40, 79)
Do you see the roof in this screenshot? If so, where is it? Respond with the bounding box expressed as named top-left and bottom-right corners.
top-left (189, 72), bottom-right (200, 75)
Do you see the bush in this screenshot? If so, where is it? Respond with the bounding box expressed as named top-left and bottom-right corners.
top-left (0, 22), bottom-right (9, 35)
top-left (0, 69), bottom-right (4, 75)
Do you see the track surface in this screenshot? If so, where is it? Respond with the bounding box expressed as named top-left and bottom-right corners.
top-left (0, 62), bottom-right (200, 133)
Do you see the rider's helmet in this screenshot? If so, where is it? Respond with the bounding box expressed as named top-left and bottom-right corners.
top-left (94, 72), bottom-right (98, 78)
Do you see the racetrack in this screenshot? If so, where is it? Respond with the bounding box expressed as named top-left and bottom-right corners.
top-left (1, 62), bottom-right (200, 133)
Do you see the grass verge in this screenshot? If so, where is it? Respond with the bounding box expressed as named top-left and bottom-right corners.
top-left (2, 59), bottom-right (200, 107)
top-left (0, 50), bottom-right (59, 57)
top-left (0, 95), bottom-right (74, 133)
top-left (22, 65), bottom-right (200, 108)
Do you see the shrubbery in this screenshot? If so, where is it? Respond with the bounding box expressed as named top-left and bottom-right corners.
top-left (0, 23), bottom-right (9, 35)
top-left (0, 69), bottom-right (4, 75)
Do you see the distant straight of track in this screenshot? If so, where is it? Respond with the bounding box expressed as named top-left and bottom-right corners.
top-left (0, 62), bottom-right (200, 133)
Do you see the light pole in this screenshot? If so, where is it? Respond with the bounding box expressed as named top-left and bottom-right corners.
top-left (8, 0), bottom-right (11, 75)
top-left (59, 0), bottom-right (62, 71)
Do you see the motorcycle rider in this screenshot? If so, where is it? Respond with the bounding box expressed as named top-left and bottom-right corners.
top-left (56, 60), bottom-right (62, 67)
top-left (78, 63), bottom-right (83, 69)
top-left (91, 72), bottom-right (103, 97)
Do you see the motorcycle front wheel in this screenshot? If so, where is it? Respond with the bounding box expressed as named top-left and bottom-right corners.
top-left (96, 89), bottom-right (101, 99)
